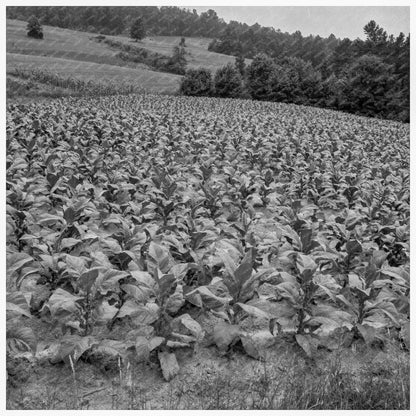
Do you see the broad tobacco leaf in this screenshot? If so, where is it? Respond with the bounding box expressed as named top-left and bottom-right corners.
top-left (158, 351), bottom-right (180, 381)
top-left (37, 213), bottom-right (66, 227)
top-left (317, 326), bottom-right (354, 350)
top-left (7, 326), bottom-right (37, 353)
top-left (89, 251), bottom-right (114, 269)
top-left (240, 330), bottom-right (275, 360)
top-left (217, 248), bottom-right (238, 278)
top-left (95, 269), bottom-right (129, 295)
top-left (94, 299), bottom-right (118, 325)
top-left (380, 267), bottom-right (409, 287)
top-left (275, 281), bottom-right (301, 308)
top-left (78, 267), bottom-right (101, 293)
top-left (296, 253), bottom-right (317, 275)
top-left (348, 273), bottom-right (365, 291)
top-left (295, 334), bottom-right (318, 358)
top-left (299, 228), bottom-right (321, 253)
top-left (44, 288), bottom-right (82, 319)
top-left (135, 336), bottom-right (150, 362)
top-left (7, 255), bottom-right (34, 279)
top-left (212, 322), bottom-right (240, 352)
top-left (55, 335), bottom-right (97, 364)
top-left (227, 248), bottom-right (254, 299)
top-left (310, 304), bottom-right (353, 330)
top-left (372, 250), bottom-right (388, 268)
top-left (365, 300), bottom-right (400, 327)
top-left (247, 298), bottom-right (298, 328)
top-left (157, 272), bottom-right (177, 299)
top-left (356, 323), bottom-right (378, 345)
top-left (39, 254), bottom-right (60, 271)
top-left (171, 314), bottom-right (204, 341)
top-left (277, 225), bottom-right (302, 250)
top-left (235, 302), bottom-right (271, 320)
top-left (65, 254), bottom-right (87, 277)
top-left (100, 237), bottom-right (122, 255)
top-left (60, 238), bottom-right (82, 251)
top-left (165, 284), bottom-right (185, 315)
top-left (148, 242), bottom-right (171, 274)
top-left (213, 239), bottom-right (242, 270)
top-left (121, 283), bottom-right (153, 303)
top-left (148, 336), bottom-right (165, 351)
top-left (130, 270), bottom-right (156, 287)
top-left (170, 263), bottom-right (199, 281)
top-left (117, 300), bottom-right (159, 324)
top-left (185, 285), bottom-right (231, 310)
top-left (6, 291), bottom-right (32, 318)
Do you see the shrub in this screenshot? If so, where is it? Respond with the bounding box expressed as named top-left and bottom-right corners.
top-left (246, 53), bottom-right (275, 100)
top-left (214, 63), bottom-right (242, 98)
top-left (180, 68), bottom-right (212, 96)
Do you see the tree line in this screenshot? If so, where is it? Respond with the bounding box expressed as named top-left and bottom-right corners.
top-left (7, 6), bottom-right (227, 37)
top-left (7, 7), bottom-right (409, 122)
top-left (182, 20), bottom-right (409, 122)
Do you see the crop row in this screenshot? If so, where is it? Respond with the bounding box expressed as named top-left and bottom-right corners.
top-left (6, 94), bottom-right (409, 379)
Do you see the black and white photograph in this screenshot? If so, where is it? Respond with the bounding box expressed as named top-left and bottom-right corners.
top-left (4, 2), bottom-right (411, 411)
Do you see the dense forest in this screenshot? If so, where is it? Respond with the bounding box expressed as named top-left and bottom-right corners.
top-left (7, 6), bottom-right (410, 122)
top-left (6, 6), bottom-right (228, 37)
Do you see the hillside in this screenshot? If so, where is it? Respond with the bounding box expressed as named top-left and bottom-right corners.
top-left (105, 34), bottom-right (248, 72)
top-left (7, 19), bottom-right (243, 97)
top-left (6, 7), bottom-right (409, 122)
top-left (7, 53), bottom-right (182, 94)
top-left (4, 6), bottom-right (340, 66)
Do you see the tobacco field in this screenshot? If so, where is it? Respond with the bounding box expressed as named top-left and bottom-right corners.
top-left (6, 94), bottom-right (410, 408)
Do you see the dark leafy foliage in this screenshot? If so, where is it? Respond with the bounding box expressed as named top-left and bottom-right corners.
top-left (95, 37), bottom-right (187, 75)
top-left (180, 68), bottom-right (212, 96)
top-left (6, 88), bottom-right (409, 378)
top-left (214, 63), bottom-right (242, 98)
top-left (130, 17), bottom-right (146, 41)
top-left (26, 15), bottom-right (43, 39)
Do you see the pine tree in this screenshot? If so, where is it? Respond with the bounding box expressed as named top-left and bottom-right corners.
top-left (364, 20), bottom-right (387, 44)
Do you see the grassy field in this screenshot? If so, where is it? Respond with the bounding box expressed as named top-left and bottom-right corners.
top-left (6, 19), bottom-right (184, 95)
top-left (7, 19), bottom-right (141, 68)
top-left (7, 19), bottom-right (245, 98)
top-left (7, 53), bottom-right (182, 94)
top-left (105, 34), bottom-right (251, 71)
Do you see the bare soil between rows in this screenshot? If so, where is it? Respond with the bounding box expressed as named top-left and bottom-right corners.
top-left (6, 318), bottom-right (409, 410)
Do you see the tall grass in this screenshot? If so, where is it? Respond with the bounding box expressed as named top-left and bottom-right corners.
top-left (8, 67), bottom-right (144, 97)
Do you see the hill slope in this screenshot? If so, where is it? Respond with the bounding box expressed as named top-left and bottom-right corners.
top-left (104, 34), bottom-right (247, 72)
top-left (7, 19), bottom-right (244, 97)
